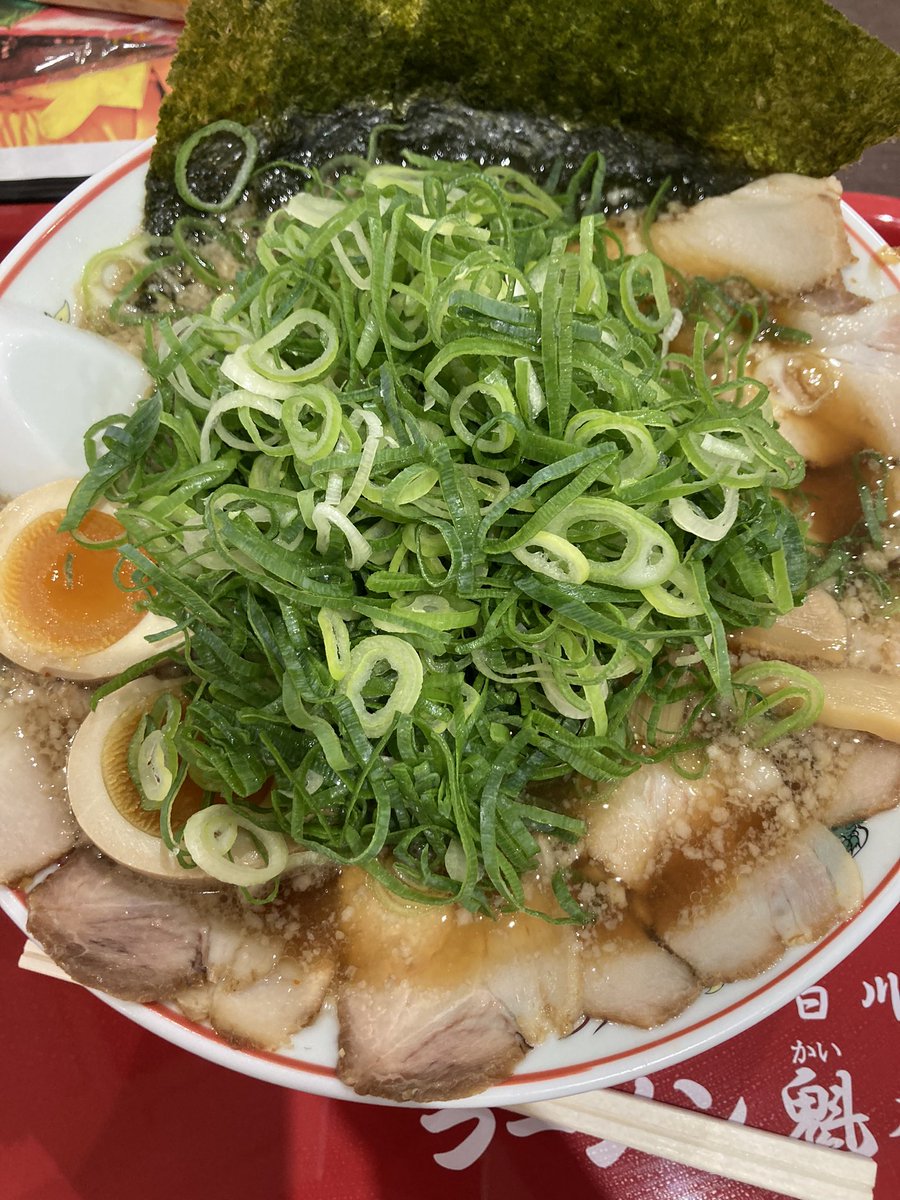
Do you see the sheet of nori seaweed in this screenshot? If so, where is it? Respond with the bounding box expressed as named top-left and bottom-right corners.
top-left (404, 0), bottom-right (900, 174)
top-left (145, 97), bottom-right (756, 234)
top-left (150, 0), bottom-right (900, 194)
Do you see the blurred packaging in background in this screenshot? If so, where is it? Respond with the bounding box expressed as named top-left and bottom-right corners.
top-left (0, 0), bottom-right (180, 201)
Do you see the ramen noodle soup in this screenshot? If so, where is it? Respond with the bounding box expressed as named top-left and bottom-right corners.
top-left (2, 129), bottom-right (900, 1102)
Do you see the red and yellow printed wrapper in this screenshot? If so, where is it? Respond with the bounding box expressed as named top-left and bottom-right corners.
top-left (0, 0), bottom-right (179, 192)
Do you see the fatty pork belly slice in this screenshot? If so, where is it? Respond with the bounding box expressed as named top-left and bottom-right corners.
top-left (177, 878), bottom-right (337, 1051)
top-left (825, 736), bottom-right (900, 827)
top-left (26, 847), bottom-right (210, 1001)
top-left (0, 665), bottom-right (93, 884)
top-left (205, 956), bottom-right (334, 1051)
top-left (753, 294), bottom-right (900, 470)
top-left (648, 822), bottom-right (862, 986)
top-left (336, 867), bottom-right (581, 1102)
top-left (0, 714), bottom-right (79, 885)
top-left (648, 174), bottom-right (852, 297)
top-left (173, 915), bottom-right (286, 1024)
top-left (580, 912), bottom-right (700, 1028)
top-left (580, 762), bottom-right (724, 890)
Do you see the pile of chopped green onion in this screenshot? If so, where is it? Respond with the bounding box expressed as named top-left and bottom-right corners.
top-left (67, 125), bottom-right (820, 915)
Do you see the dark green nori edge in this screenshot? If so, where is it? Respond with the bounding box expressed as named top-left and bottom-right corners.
top-left (146, 97), bottom-right (755, 234)
top-left (147, 0), bottom-right (900, 230)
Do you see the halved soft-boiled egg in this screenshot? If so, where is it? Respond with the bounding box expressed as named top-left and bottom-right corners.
top-left (0, 478), bottom-right (181, 679)
top-left (67, 675), bottom-right (208, 881)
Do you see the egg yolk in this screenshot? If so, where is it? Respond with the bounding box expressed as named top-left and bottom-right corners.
top-left (0, 508), bottom-right (144, 657)
top-left (102, 705), bottom-right (205, 836)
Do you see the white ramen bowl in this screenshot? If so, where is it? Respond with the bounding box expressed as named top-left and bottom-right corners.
top-left (0, 141), bottom-right (898, 1107)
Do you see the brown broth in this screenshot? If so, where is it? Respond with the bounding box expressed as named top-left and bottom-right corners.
top-left (801, 461), bottom-right (866, 543)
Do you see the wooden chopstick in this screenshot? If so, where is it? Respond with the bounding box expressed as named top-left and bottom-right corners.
top-left (509, 1094), bottom-right (876, 1200)
top-left (16, 941), bottom-right (877, 1198)
top-left (18, 939), bottom-right (73, 982)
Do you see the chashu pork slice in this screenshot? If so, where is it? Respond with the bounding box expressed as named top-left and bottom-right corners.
top-left (581, 762), bottom-right (722, 889)
top-left (336, 867), bottom-right (581, 1102)
top-left (204, 918), bottom-right (284, 989)
top-left (825, 737), bottom-right (900, 827)
top-left (207, 955), bottom-right (334, 1051)
top-left (752, 294), bottom-right (900, 469)
top-left (648, 174), bottom-right (851, 297)
top-left (27, 849), bottom-right (335, 1050)
top-left (341, 980), bottom-right (524, 1103)
top-left (0, 710), bottom-right (79, 885)
top-left (176, 877), bottom-right (337, 1048)
top-left (171, 917), bottom-right (287, 1026)
top-left (650, 822), bottom-right (862, 986)
top-left (26, 847), bottom-right (210, 1001)
top-left (580, 913), bottom-right (700, 1028)
top-left (583, 750), bottom-right (788, 894)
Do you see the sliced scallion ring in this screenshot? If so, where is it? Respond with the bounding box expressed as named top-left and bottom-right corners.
top-left (182, 806), bottom-right (289, 885)
top-left (339, 635), bottom-right (424, 738)
top-left (174, 120), bottom-right (259, 214)
top-left (512, 531), bottom-right (591, 585)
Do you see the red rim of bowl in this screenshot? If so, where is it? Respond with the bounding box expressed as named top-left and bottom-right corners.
top-left (843, 192), bottom-right (900, 248)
